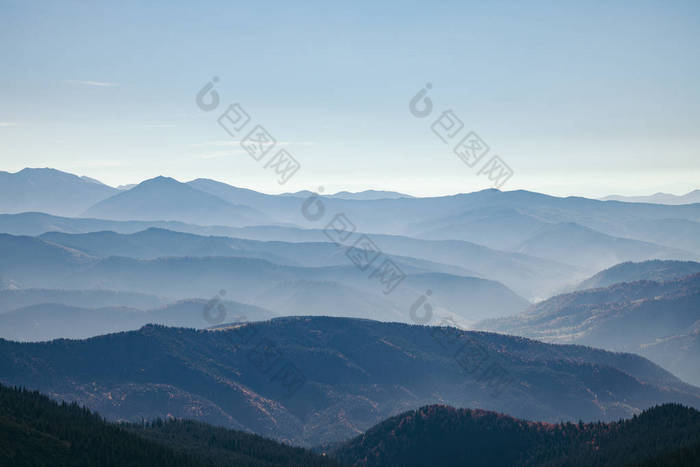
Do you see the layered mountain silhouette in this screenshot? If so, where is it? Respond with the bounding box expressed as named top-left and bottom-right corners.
top-left (595, 217), bottom-right (700, 254)
top-left (2, 167), bottom-right (700, 466)
top-left (511, 222), bottom-right (694, 271)
top-left (0, 215), bottom-right (581, 299)
top-left (0, 211), bottom-right (258, 236)
top-left (406, 206), bottom-right (547, 249)
top-left (37, 228), bottom-right (478, 278)
top-left (1, 317), bottom-right (698, 445)
top-left (7, 382), bottom-right (700, 466)
top-left (2, 169), bottom-right (699, 293)
top-left (480, 271), bottom-right (700, 385)
top-left (0, 232), bottom-right (530, 323)
top-left (187, 178), bottom-right (296, 212)
top-left (641, 321), bottom-right (700, 391)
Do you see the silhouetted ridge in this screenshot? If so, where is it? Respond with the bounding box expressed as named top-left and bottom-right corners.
top-left (331, 403), bottom-right (700, 466)
top-left (1, 317), bottom-right (698, 445)
top-left (0, 383), bottom-right (340, 466)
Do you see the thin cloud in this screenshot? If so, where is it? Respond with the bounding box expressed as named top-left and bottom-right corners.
top-left (143, 124), bottom-right (176, 128)
top-left (198, 150), bottom-right (247, 159)
top-left (0, 122), bottom-right (16, 127)
top-left (191, 140), bottom-right (315, 147)
top-left (65, 80), bottom-right (118, 87)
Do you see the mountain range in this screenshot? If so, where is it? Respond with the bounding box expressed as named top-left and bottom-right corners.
top-left (6, 383), bottom-right (699, 466)
top-left (576, 259), bottom-right (700, 290)
top-left (2, 167), bottom-right (700, 464)
top-left (83, 176), bottom-right (269, 226)
top-left (0, 231), bottom-right (530, 325)
top-left (0, 168), bottom-right (118, 216)
top-left (480, 265), bottom-right (700, 385)
top-left (3, 169), bottom-right (700, 275)
top-left (1, 317), bottom-right (698, 446)
top-left (601, 190), bottom-right (700, 205)
top-left (0, 214), bottom-right (582, 300)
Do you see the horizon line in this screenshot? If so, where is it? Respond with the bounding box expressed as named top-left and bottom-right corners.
top-left (3, 166), bottom-right (699, 201)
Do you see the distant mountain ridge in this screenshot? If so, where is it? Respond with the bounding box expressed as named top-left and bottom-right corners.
top-left (576, 259), bottom-right (700, 290)
top-left (480, 272), bottom-right (700, 385)
top-left (0, 232), bottom-right (530, 323)
top-left (0, 213), bottom-right (582, 300)
top-left (2, 169), bottom-right (700, 264)
top-left (37, 228), bottom-right (478, 279)
top-left (0, 299), bottom-right (275, 342)
top-left (83, 176), bottom-right (268, 226)
top-left (0, 168), bottom-right (117, 216)
top-left (510, 221), bottom-right (696, 271)
top-left (0, 288), bottom-right (166, 313)
top-left (35, 226), bottom-right (556, 302)
top-left (2, 168), bottom-right (700, 299)
top-left (601, 189), bottom-right (700, 205)
top-left (326, 190), bottom-right (413, 200)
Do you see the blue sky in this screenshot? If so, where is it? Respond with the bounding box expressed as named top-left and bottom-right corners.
top-left (1, 0), bottom-right (699, 197)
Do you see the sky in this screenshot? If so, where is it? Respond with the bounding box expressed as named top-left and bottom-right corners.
top-left (1, 0), bottom-right (699, 198)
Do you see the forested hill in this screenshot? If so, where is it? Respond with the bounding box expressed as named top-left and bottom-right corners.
top-left (3, 379), bottom-right (700, 466)
top-left (2, 318), bottom-right (699, 445)
top-left (330, 404), bottom-right (700, 466)
top-left (0, 383), bottom-right (340, 467)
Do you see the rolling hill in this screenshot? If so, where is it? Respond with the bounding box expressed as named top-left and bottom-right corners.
top-left (0, 383), bottom-right (338, 466)
top-left (1, 317), bottom-right (698, 445)
top-left (479, 273), bottom-right (700, 385)
top-left (331, 403), bottom-right (700, 466)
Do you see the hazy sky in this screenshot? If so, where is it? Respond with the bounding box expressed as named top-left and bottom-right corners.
top-left (1, 0), bottom-right (699, 197)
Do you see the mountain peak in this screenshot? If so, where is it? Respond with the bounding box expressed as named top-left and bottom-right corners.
top-left (140, 175), bottom-right (180, 185)
top-left (17, 167), bottom-right (64, 174)
top-left (0, 168), bottom-right (117, 217)
top-left (82, 175), bottom-right (267, 226)
top-left (126, 176), bottom-right (189, 193)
